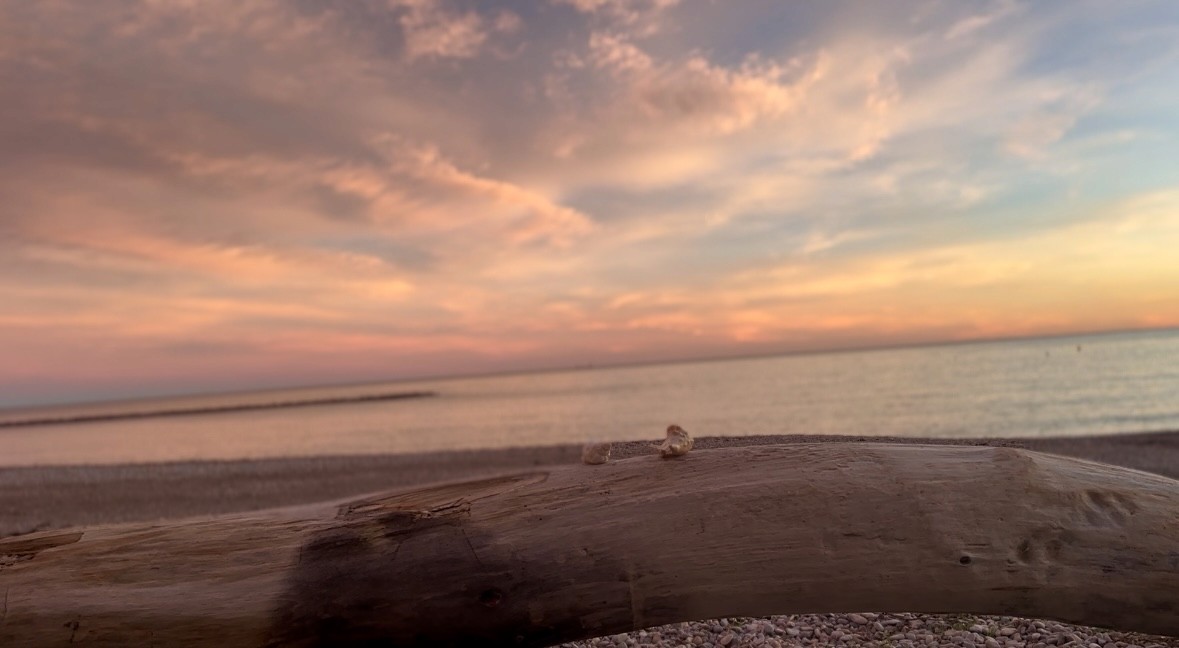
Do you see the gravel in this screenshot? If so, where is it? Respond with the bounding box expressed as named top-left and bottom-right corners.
top-left (559, 613), bottom-right (1179, 648)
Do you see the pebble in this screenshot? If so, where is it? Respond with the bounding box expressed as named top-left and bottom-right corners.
top-left (560, 614), bottom-right (1179, 648)
top-left (580, 442), bottom-right (612, 465)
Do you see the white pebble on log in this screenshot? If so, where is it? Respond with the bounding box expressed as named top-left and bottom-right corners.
top-left (653, 424), bottom-right (694, 458)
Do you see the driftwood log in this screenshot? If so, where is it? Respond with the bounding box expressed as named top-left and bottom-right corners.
top-left (1, 443), bottom-right (1178, 646)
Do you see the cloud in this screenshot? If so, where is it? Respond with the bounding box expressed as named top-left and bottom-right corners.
top-left (391, 0), bottom-right (520, 59)
top-left (553, 0), bottom-right (680, 34)
top-left (945, 0), bottom-right (1022, 40)
top-left (1005, 85), bottom-right (1102, 158)
top-left (1, 0), bottom-right (1178, 404)
top-left (587, 33), bottom-right (823, 135)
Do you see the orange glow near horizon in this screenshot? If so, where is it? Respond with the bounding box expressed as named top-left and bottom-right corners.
top-left (2, 1), bottom-right (1179, 406)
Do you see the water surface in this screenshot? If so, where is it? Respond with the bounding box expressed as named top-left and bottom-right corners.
top-left (2, 330), bottom-right (1177, 467)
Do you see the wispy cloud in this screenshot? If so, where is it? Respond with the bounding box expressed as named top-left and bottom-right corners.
top-left (393, 0), bottom-right (521, 59)
top-left (1, 0), bottom-right (1178, 405)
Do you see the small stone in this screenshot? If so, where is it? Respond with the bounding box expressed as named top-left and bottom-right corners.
top-left (785, 628), bottom-right (800, 637)
top-left (986, 638), bottom-right (1001, 648)
top-left (971, 625), bottom-right (991, 635)
top-left (719, 631), bottom-right (735, 646)
top-left (1001, 628), bottom-right (1019, 637)
top-left (581, 442), bottom-right (612, 465)
top-left (653, 424), bottom-right (694, 458)
top-left (850, 614), bottom-right (869, 625)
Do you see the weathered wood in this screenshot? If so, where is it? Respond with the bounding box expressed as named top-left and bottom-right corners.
top-left (2, 444), bottom-right (1178, 646)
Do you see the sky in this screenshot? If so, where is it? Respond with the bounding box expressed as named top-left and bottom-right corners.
top-left (2, 0), bottom-right (1179, 407)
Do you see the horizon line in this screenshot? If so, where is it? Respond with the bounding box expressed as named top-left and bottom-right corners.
top-left (3, 324), bottom-right (1176, 414)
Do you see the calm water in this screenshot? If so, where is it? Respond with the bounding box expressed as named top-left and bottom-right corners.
top-left (2, 330), bottom-right (1178, 467)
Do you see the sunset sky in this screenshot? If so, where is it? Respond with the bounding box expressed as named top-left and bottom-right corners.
top-left (2, 1), bottom-right (1179, 407)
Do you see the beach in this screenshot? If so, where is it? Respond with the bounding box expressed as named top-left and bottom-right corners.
top-left (4, 431), bottom-right (1179, 646)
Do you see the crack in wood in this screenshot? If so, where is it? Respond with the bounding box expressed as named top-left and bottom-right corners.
top-left (0, 531), bottom-right (84, 555)
top-left (626, 559), bottom-right (644, 631)
top-left (460, 527), bottom-right (485, 568)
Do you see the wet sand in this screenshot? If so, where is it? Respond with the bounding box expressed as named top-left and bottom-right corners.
top-left (4, 430), bottom-right (1178, 538)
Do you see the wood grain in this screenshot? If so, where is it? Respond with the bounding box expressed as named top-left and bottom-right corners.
top-left (2, 444), bottom-right (1177, 646)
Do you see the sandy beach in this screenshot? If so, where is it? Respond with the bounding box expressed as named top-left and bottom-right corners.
top-left (4, 431), bottom-right (1179, 646)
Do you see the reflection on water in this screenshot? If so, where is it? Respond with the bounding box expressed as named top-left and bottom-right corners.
top-left (1, 329), bottom-right (1178, 466)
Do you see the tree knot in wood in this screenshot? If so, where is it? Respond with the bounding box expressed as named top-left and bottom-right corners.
top-left (341, 498), bottom-right (472, 525)
top-left (361, 500), bottom-right (475, 542)
top-left (478, 588), bottom-right (504, 608)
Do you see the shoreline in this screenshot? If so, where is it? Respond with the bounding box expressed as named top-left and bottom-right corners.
top-left (4, 429), bottom-right (1179, 539)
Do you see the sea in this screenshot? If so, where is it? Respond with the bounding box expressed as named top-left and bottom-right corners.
top-left (1, 329), bottom-right (1178, 468)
